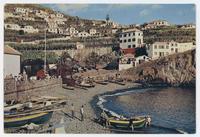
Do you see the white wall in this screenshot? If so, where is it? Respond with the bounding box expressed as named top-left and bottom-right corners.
top-left (4, 54), bottom-right (21, 77)
top-left (119, 64), bottom-right (133, 71)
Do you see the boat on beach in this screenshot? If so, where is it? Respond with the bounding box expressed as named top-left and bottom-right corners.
top-left (95, 80), bottom-right (109, 85)
top-left (4, 111), bottom-right (53, 128)
top-left (107, 116), bottom-right (147, 129)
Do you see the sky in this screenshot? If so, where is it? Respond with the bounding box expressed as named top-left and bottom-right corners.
top-left (42, 4), bottom-right (196, 25)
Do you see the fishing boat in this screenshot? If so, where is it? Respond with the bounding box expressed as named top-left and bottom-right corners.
top-left (108, 116), bottom-right (146, 129)
top-left (62, 84), bottom-right (74, 90)
top-left (79, 81), bottom-right (95, 88)
top-left (4, 111), bottom-right (53, 128)
top-left (95, 80), bottom-right (109, 85)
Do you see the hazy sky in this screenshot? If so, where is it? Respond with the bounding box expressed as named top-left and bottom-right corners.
top-left (42, 4), bottom-right (195, 25)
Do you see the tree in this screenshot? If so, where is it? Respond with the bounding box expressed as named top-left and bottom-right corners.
top-left (135, 47), bottom-right (148, 57)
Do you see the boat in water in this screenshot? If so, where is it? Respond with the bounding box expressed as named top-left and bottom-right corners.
top-left (4, 111), bottom-right (53, 128)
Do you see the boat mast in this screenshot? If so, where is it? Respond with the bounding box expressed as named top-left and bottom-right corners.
top-left (44, 28), bottom-right (47, 73)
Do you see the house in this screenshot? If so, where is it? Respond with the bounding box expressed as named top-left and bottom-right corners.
top-left (22, 25), bottom-right (39, 33)
top-left (134, 55), bottom-right (151, 67)
top-left (4, 45), bottom-right (22, 77)
top-left (4, 23), bottom-right (21, 31)
top-left (48, 28), bottom-right (58, 34)
top-left (119, 28), bottom-right (143, 49)
top-left (56, 13), bottom-right (64, 18)
top-left (118, 54), bottom-right (135, 71)
top-left (143, 20), bottom-right (171, 30)
top-left (147, 41), bottom-right (195, 59)
top-left (4, 12), bottom-right (16, 19)
top-left (89, 28), bottom-right (96, 36)
top-left (15, 7), bottom-right (31, 14)
top-left (36, 10), bottom-right (48, 18)
top-left (67, 27), bottom-right (78, 36)
top-left (78, 31), bottom-right (91, 38)
top-left (151, 20), bottom-right (170, 27)
top-left (181, 24), bottom-right (196, 29)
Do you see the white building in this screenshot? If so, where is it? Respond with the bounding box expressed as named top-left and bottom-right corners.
top-left (4, 23), bottom-right (21, 31)
top-left (181, 24), bottom-right (196, 29)
top-left (89, 28), bottom-right (96, 36)
top-left (22, 25), bottom-right (39, 33)
top-left (147, 41), bottom-right (195, 59)
top-left (143, 20), bottom-right (171, 30)
top-left (151, 20), bottom-right (170, 27)
top-left (134, 55), bottom-right (151, 67)
top-left (67, 27), bottom-right (78, 36)
top-left (4, 45), bottom-right (21, 78)
top-left (119, 28), bottom-right (143, 49)
top-left (56, 13), bottom-right (64, 18)
top-left (36, 10), bottom-right (48, 18)
top-left (78, 31), bottom-right (91, 38)
top-left (15, 7), bottom-right (31, 14)
top-left (118, 54), bottom-right (135, 71)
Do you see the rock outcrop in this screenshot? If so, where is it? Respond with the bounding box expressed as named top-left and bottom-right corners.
top-left (122, 49), bottom-right (196, 87)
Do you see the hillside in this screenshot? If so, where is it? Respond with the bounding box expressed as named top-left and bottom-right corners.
top-left (143, 26), bottom-right (195, 44)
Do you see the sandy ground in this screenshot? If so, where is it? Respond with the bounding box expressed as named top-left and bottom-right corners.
top-left (48, 82), bottom-right (140, 134)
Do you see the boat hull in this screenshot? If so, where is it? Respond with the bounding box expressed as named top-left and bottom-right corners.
top-left (4, 111), bottom-right (53, 128)
top-left (108, 117), bottom-right (146, 129)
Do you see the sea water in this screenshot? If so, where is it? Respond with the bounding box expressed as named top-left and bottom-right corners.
top-left (98, 87), bottom-right (195, 133)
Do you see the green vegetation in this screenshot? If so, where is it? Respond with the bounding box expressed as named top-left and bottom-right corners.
top-left (144, 27), bottom-right (195, 44)
top-left (21, 50), bottom-right (58, 64)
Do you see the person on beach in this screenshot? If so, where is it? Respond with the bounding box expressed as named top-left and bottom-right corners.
top-left (129, 118), bottom-right (134, 131)
top-left (145, 115), bottom-right (151, 127)
top-left (80, 105), bottom-right (84, 121)
top-left (100, 110), bottom-right (109, 128)
top-left (71, 103), bottom-right (75, 119)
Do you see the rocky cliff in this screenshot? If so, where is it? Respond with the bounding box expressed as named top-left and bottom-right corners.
top-left (122, 49), bottom-right (196, 87)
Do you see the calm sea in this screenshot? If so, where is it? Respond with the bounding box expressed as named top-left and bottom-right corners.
top-left (101, 87), bottom-right (195, 133)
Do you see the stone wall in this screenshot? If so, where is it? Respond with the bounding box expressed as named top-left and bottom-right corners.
top-left (4, 78), bottom-right (62, 102)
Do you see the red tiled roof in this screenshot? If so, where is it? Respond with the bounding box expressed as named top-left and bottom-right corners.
top-left (121, 48), bottom-right (135, 55)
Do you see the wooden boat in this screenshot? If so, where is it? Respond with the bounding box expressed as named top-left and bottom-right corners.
top-left (62, 84), bottom-right (74, 90)
top-left (95, 80), bottom-right (109, 85)
top-left (79, 81), bottom-right (95, 88)
top-left (108, 80), bottom-right (126, 86)
top-left (108, 116), bottom-right (146, 129)
top-left (4, 111), bottom-right (53, 128)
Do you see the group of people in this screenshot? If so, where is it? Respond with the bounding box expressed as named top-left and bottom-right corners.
top-left (71, 103), bottom-right (84, 121)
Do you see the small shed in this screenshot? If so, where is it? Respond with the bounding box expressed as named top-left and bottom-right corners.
top-left (4, 45), bottom-right (22, 78)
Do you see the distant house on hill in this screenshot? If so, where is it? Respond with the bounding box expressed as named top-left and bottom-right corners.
top-left (4, 45), bottom-right (22, 78)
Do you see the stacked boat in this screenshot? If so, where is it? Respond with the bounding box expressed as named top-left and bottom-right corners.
top-left (4, 96), bottom-right (67, 128)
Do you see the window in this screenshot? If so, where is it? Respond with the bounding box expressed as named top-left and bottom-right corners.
top-left (128, 39), bottom-right (131, 42)
top-left (132, 45), bottom-right (136, 48)
top-left (175, 48), bottom-right (178, 53)
top-left (128, 33), bottom-right (131, 36)
top-left (171, 48), bottom-right (174, 51)
top-left (124, 39), bottom-right (126, 43)
top-left (120, 35), bottom-right (122, 37)
top-left (132, 38), bottom-right (135, 42)
top-left (166, 45), bottom-right (169, 49)
top-left (138, 33), bottom-right (140, 36)
top-left (120, 40), bottom-right (122, 43)
top-left (128, 45), bottom-right (131, 48)
top-left (124, 34), bottom-right (127, 37)
top-left (138, 39), bottom-right (141, 44)
top-left (154, 45), bottom-right (157, 49)
top-left (132, 33), bottom-right (135, 36)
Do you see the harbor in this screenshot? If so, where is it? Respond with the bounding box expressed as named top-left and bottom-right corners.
top-left (3, 3), bottom-right (196, 134)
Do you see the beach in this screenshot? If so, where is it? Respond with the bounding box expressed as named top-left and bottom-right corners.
top-left (48, 82), bottom-right (140, 133)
